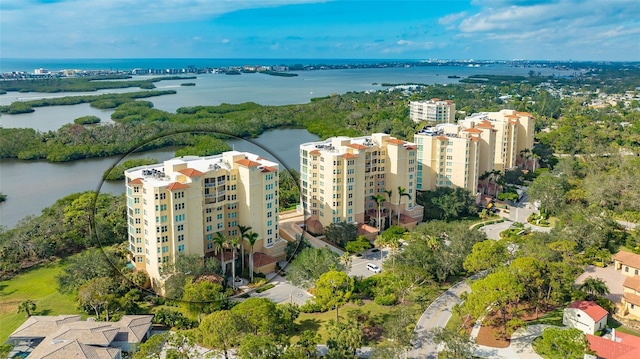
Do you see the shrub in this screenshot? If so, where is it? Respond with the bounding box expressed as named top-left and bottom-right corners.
top-left (300, 301), bottom-right (324, 313)
top-left (255, 283), bottom-right (275, 293)
top-left (374, 293), bottom-right (397, 306)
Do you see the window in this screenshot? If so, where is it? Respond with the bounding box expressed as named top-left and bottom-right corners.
top-left (174, 203), bottom-right (184, 210)
top-left (178, 245), bottom-right (185, 252)
top-left (134, 198), bottom-right (140, 204)
top-left (173, 192), bottom-right (184, 199)
top-left (177, 235), bottom-right (184, 242)
top-left (626, 267), bottom-right (630, 272)
top-left (175, 214), bottom-right (185, 222)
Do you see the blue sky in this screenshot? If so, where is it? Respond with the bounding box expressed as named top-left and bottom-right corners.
top-left (1, 0), bottom-right (638, 61)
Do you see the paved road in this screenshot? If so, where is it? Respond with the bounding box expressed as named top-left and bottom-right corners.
top-left (408, 274), bottom-right (483, 358)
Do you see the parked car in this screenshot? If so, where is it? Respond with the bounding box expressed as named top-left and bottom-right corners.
top-left (366, 263), bottom-right (381, 273)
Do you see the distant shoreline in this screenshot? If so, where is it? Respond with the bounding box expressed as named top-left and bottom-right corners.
top-left (1, 58), bottom-right (591, 78)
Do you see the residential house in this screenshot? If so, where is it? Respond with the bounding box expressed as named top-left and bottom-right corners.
top-left (622, 276), bottom-right (640, 319)
top-left (613, 251), bottom-right (640, 277)
top-left (587, 330), bottom-right (640, 359)
top-left (6, 315), bottom-right (153, 359)
top-left (563, 300), bottom-right (608, 335)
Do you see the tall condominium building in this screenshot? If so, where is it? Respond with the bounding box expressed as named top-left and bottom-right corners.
top-left (410, 99), bottom-right (456, 124)
top-left (299, 134), bottom-right (424, 230)
top-left (124, 151), bottom-right (285, 291)
top-left (458, 109), bottom-right (535, 172)
top-left (414, 124), bottom-right (481, 193)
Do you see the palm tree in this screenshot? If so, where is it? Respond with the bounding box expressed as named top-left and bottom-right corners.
top-left (213, 232), bottom-right (227, 275)
top-left (490, 170), bottom-right (502, 197)
top-left (340, 252), bottom-right (352, 271)
top-left (384, 189), bottom-right (393, 230)
top-left (479, 171), bottom-right (492, 195)
top-left (18, 299), bottom-right (36, 318)
top-left (396, 186), bottom-right (411, 226)
top-left (531, 152), bottom-right (540, 172)
top-left (519, 148), bottom-right (532, 170)
top-left (579, 277), bottom-right (610, 300)
top-left (230, 237), bottom-right (240, 286)
top-left (246, 231), bottom-right (259, 282)
top-left (238, 224), bottom-right (251, 273)
top-left (370, 194), bottom-right (385, 232)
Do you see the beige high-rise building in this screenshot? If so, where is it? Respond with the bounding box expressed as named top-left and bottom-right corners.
top-left (458, 109), bottom-right (534, 172)
top-left (414, 124), bottom-right (481, 193)
top-left (124, 151), bottom-right (286, 291)
top-left (299, 134), bottom-right (423, 231)
top-left (410, 99), bottom-right (456, 124)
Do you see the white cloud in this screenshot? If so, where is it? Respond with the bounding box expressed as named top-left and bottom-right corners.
top-left (221, 38), bottom-right (231, 44)
top-left (438, 12), bottom-right (467, 26)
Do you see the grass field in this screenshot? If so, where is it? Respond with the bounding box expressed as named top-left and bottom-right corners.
top-left (0, 261), bottom-right (79, 342)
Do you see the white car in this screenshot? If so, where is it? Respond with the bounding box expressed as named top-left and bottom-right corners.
top-left (366, 263), bottom-right (381, 273)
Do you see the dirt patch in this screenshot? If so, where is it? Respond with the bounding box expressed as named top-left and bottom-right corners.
top-left (475, 305), bottom-right (556, 348)
top-left (0, 299), bottom-right (21, 315)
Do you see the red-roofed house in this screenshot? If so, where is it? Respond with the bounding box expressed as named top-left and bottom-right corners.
top-left (614, 251), bottom-right (640, 277)
top-left (587, 331), bottom-right (640, 359)
top-left (622, 276), bottom-right (640, 318)
top-left (563, 300), bottom-right (609, 334)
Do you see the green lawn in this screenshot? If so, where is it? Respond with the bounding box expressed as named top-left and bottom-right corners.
top-left (0, 261), bottom-right (80, 342)
top-left (527, 308), bottom-right (564, 326)
top-left (292, 301), bottom-right (415, 344)
top-left (608, 317), bottom-right (640, 337)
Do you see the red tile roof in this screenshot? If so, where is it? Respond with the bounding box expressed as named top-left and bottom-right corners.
top-left (309, 150), bottom-right (321, 155)
top-left (470, 137), bottom-right (480, 142)
top-left (624, 292), bottom-right (640, 306)
top-left (405, 145), bottom-right (417, 150)
top-left (567, 300), bottom-right (608, 321)
top-left (346, 143), bottom-right (368, 150)
top-left (437, 135), bottom-right (449, 141)
top-left (517, 111), bottom-right (534, 117)
top-left (178, 168), bottom-right (204, 177)
top-left (128, 178), bottom-right (143, 185)
top-left (261, 166), bottom-right (277, 173)
top-left (505, 114), bottom-right (518, 119)
top-left (587, 332), bottom-right (640, 359)
top-left (166, 182), bottom-right (189, 191)
top-left (614, 251), bottom-right (640, 270)
top-left (624, 276), bottom-right (640, 291)
top-left (236, 158), bottom-right (261, 167)
top-left (343, 153), bottom-right (359, 159)
top-left (253, 252), bottom-right (277, 268)
top-left (386, 138), bottom-right (406, 145)
top-left (476, 122), bottom-right (494, 129)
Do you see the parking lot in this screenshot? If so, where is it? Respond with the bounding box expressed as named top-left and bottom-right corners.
top-left (349, 248), bottom-right (388, 278)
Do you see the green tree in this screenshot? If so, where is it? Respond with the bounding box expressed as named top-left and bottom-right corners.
top-left (578, 277), bottom-right (610, 300)
top-left (17, 299), bottom-right (36, 317)
top-left (198, 310), bottom-right (243, 359)
top-left (213, 232), bottom-right (227, 275)
top-left (238, 225), bottom-right (251, 273)
top-left (231, 297), bottom-right (280, 337)
top-left (430, 327), bottom-right (477, 359)
top-left (384, 189), bottom-right (393, 230)
top-left (287, 247), bottom-right (344, 288)
top-left (182, 279), bottom-right (229, 321)
top-left (325, 221), bottom-right (358, 248)
top-left (313, 270), bottom-right (354, 321)
top-left (133, 332), bottom-right (167, 359)
top-left (535, 327), bottom-right (588, 359)
top-left (463, 240), bottom-right (509, 273)
top-left (282, 330), bottom-right (319, 358)
top-left (382, 305), bottom-right (416, 348)
top-left (344, 236), bottom-right (373, 254)
top-left (325, 318), bottom-right (363, 358)
top-left (238, 334), bottom-right (283, 359)
top-left (246, 231), bottom-right (259, 282)
top-left (527, 172), bottom-right (568, 214)
top-left (77, 276), bottom-right (116, 320)
top-left (371, 194), bottom-right (386, 231)
top-left (396, 186), bottom-right (411, 225)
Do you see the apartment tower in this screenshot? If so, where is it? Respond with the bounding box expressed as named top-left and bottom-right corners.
top-left (410, 99), bottom-right (456, 124)
top-left (458, 110), bottom-right (534, 172)
top-left (414, 124), bottom-right (481, 193)
top-left (124, 151), bottom-right (285, 291)
top-left (299, 134), bottom-right (424, 230)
